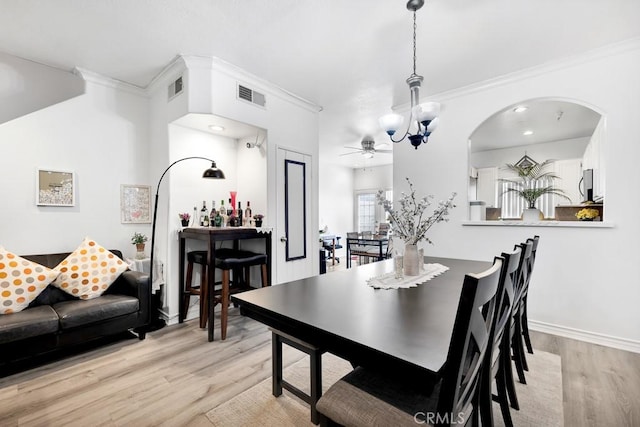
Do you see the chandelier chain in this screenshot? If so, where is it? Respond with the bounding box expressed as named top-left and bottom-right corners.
top-left (412, 10), bottom-right (417, 76)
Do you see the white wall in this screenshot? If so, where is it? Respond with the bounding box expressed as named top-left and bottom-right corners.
top-left (393, 41), bottom-right (640, 350)
top-left (354, 164), bottom-right (393, 191)
top-left (318, 162), bottom-right (354, 260)
top-left (0, 52), bottom-right (85, 125)
top-left (470, 137), bottom-right (589, 169)
top-left (0, 74), bottom-right (149, 257)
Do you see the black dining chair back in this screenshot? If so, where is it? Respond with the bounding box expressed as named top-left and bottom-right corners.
top-left (521, 235), bottom-right (539, 354)
top-left (316, 258), bottom-right (504, 427)
top-left (510, 240), bottom-right (533, 385)
top-left (480, 247), bottom-right (522, 427)
top-left (438, 256), bottom-right (504, 425)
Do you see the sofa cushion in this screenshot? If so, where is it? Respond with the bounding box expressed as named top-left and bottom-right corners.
top-left (0, 305), bottom-right (59, 344)
top-left (52, 238), bottom-right (129, 300)
top-left (53, 295), bottom-right (139, 329)
top-left (0, 247), bottom-right (59, 315)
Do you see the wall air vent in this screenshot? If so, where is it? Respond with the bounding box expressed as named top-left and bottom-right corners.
top-left (237, 84), bottom-right (266, 108)
top-left (168, 76), bottom-right (184, 100)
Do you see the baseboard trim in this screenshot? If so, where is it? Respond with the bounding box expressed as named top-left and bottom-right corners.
top-left (529, 319), bottom-right (640, 354)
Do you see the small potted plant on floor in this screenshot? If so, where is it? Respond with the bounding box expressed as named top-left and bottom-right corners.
top-left (131, 232), bottom-right (148, 259)
top-left (253, 214), bottom-right (264, 227)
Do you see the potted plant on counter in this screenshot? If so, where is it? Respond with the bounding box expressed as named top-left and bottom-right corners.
top-left (131, 232), bottom-right (148, 259)
top-left (253, 214), bottom-right (264, 227)
top-left (179, 212), bottom-right (191, 227)
top-left (500, 159), bottom-right (570, 221)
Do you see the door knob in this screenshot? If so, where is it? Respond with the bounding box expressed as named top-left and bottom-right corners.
top-left (280, 236), bottom-right (288, 243)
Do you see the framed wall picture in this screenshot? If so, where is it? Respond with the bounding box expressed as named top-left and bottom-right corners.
top-left (120, 184), bottom-right (151, 223)
top-left (36, 169), bottom-right (75, 206)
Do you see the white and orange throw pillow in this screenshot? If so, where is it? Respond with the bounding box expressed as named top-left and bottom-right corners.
top-left (52, 238), bottom-right (128, 300)
top-left (0, 247), bottom-right (59, 314)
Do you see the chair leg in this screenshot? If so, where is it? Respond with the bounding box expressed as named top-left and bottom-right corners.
top-left (522, 299), bottom-right (534, 354)
top-left (512, 320), bottom-right (528, 384)
top-left (502, 335), bottom-right (520, 410)
top-left (261, 264), bottom-right (268, 287)
top-left (221, 269), bottom-right (230, 340)
top-left (495, 367), bottom-right (515, 427)
top-left (245, 266), bottom-right (251, 289)
top-left (182, 261), bottom-right (194, 321)
top-left (199, 265), bottom-right (208, 329)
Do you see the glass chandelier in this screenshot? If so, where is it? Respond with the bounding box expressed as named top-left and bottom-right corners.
top-left (379, 0), bottom-right (440, 150)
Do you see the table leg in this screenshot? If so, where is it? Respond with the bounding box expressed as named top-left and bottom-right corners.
top-left (178, 235), bottom-right (186, 323)
top-left (272, 333), bottom-right (283, 397)
top-left (207, 237), bottom-right (216, 342)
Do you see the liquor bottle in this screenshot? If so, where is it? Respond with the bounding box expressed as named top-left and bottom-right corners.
top-left (214, 207), bottom-right (223, 227)
top-left (245, 201), bottom-right (252, 224)
top-left (193, 206), bottom-right (198, 226)
top-left (219, 200), bottom-right (227, 227)
top-left (227, 198), bottom-right (233, 217)
top-left (209, 201), bottom-right (217, 227)
top-left (200, 201), bottom-right (209, 227)
top-left (237, 202), bottom-right (243, 227)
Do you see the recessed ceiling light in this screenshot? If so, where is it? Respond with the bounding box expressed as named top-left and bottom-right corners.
top-left (523, 130), bottom-right (533, 136)
top-left (513, 106), bottom-right (528, 113)
top-left (208, 125), bottom-right (225, 132)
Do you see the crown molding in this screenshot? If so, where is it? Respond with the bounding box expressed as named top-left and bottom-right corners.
top-left (392, 37), bottom-right (640, 111)
top-left (182, 54), bottom-right (323, 113)
top-left (72, 67), bottom-right (147, 97)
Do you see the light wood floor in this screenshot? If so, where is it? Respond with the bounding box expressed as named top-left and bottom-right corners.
top-left (1, 296), bottom-right (639, 426)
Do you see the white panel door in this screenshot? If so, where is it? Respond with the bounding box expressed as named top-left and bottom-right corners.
top-left (276, 147), bottom-right (313, 284)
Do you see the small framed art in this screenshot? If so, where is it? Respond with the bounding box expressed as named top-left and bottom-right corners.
top-left (36, 169), bottom-right (75, 207)
top-left (120, 184), bottom-right (152, 224)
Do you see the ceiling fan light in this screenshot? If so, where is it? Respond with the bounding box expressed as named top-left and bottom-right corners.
top-left (379, 114), bottom-right (404, 135)
top-left (362, 151), bottom-right (374, 159)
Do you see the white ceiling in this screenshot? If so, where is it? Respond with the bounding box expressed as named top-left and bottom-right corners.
top-left (1, 0), bottom-right (639, 168)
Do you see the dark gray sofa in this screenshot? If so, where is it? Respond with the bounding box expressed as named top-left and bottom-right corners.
top-left (0, 250), bottom-right (151, 373)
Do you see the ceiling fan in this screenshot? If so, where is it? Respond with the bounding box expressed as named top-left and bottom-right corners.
top-left (341, 138), bottom-right (392, 159)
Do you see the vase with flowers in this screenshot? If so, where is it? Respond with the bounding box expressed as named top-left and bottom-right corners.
top-left (178, 212), bottom-right (191, 227)
top-left (377, 178), bottom-right (456, 276)
top-left (253, 214), bottom-right (264, 227)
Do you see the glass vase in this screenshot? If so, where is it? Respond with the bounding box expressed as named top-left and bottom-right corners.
top-left (403, 243), bottom-right (420, 276)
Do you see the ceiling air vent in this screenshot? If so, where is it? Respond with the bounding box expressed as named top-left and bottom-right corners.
top-left (237, 84), bottom-right (266, 108)
top-left (168, 76), bottom-right (184, 100)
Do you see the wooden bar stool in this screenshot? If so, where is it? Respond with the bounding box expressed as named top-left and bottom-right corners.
top-left (212, 248), bottom-right (269, 340)
top-left (182, 250), bottom-right (208, 328)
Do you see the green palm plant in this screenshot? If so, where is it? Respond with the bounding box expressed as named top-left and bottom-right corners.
top-left (500, 159), bottom-right (571, 209)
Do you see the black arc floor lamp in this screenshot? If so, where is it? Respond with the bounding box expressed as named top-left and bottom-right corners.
top-left (148, 157), bottom-right (225, 327)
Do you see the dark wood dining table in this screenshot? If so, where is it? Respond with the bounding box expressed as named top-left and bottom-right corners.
top-left (231, 256), bottom-right (490, 381)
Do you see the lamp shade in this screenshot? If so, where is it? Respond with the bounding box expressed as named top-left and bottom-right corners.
top-left (379, 114), bottom-right (404, 136)
top-left (202, 161), bottom-right (225, 179)
top-left (426, 117), bottom-right (440, 132)
top-left (415, 102), bottom-right (440, 122)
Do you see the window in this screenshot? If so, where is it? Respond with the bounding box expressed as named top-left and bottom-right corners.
top-left (499, 177), bottom-right (556, 219)
top-left (356, 190), bottom-right (392, 232)
top-left (356, 193), bottom-right (376, 232)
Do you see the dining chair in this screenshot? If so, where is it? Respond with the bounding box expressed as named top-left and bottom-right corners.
top-left (510, 241), bottom-right (533, 385)
top-left (480, 247), bottom-right (522, 427)
top-left (316, 257), bottom-right (505, 427)
top-left (521, 235), bottom-right (539, 355)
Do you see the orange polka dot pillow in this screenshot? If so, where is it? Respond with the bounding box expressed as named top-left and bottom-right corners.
top-left (52, 238), bottom-right (129, 300)
top-left (0, 247), bottom-right (59, 315)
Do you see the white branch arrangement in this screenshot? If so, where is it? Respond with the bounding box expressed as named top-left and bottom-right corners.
top-left (377, 178), bottom-right (457, 245)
